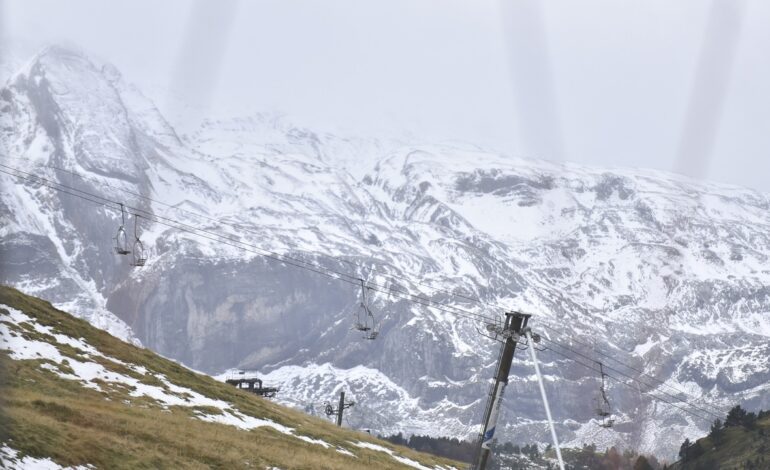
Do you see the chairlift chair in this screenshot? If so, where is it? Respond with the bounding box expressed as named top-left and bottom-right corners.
top-left (595, 362), bottom-right (614, 428)
top-left (354, 279), bottom-right (380, 340)
top-left (114, 203), bottom-right (131, 255)
top-left (132, 239), bottom-right (147, 267)
top-left (130, 213), bottom-right (147, 267)
top-left (364, 329), bottom-right (379, 341)
top-left (600, 418), bottom-right (616, 428)
top-left (595, 395), bottom-right (611, 417)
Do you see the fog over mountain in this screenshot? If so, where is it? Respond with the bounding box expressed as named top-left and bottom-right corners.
top-left (1, 46), bottom-right (769, 459)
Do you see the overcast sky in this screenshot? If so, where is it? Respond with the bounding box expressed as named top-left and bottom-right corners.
top-left (3, 0), bottom-right (769, 192)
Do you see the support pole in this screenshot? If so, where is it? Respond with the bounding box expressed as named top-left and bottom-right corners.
top-left (325, 391), bottom-right (354, 427)
top-left (474, 312), bottom-right (530, 470)
top-left (337, 391), bottom-right (345, 427)
top-left (525, 329), bottom-right (565, 470)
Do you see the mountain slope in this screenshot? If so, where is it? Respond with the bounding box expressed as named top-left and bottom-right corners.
top-left (1, 46), bottom-right (770, 460)
top-left (0, 285), bottom-right (460, 469)
top-left (672, 412), bottom-right (770, 470)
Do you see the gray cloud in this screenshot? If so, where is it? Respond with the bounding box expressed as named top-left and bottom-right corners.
top-left (3, 0), bottom-right (770, 192)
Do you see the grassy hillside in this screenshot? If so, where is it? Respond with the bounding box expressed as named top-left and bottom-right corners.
top-left (672, 411), bottom-right (770, 470)
top-left (0, 286), bottom-right (461, 469)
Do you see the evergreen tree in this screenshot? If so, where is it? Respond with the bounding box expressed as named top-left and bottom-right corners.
top-left (725, 405), bottom-right (748, 427)
top-left (634, 455), bottom-right (654, 470)
top-left (709, 418), bottom-right (724, 445)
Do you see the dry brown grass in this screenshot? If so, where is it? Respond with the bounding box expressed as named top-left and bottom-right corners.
top-left (0, 286), bottom-right (461, 469)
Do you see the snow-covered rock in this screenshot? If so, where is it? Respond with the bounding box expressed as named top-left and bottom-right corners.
top-left (2, 45), bottom-right (769, 459)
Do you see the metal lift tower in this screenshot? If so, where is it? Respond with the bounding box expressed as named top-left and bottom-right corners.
top-left (473, 312), bottom-right (530, 470)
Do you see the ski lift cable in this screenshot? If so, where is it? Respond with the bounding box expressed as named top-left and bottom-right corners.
top-left (516, 331), bottom-right (722, 429)
top-left (3, 169), bottom-right (369, 284)
top-left (542, 344), bottom-right (715, 424)
top-left (0, 164), bottom-right (739, 420)
top-left (0, 168), bottom-right (368, 284)
top-left (2, 157), bottom-right (500, 310)
top-left (543, 337), bottom-right (724, 420)
top-left (0, 164), bottom-right (733, 419)
top-left (0, 187), bottom-right (726, 432)
top-left (534, 323), bottom-right (726, 417)
top-left (18, 156), bottom-right (553, 319)
top-left (529, 318), bottom-right (727, 416)
top-left (0, 162), bottom-right (394, 285)
top-left (515, 320), bottom-right (727, 420)
top-left (520, 317), bottom-right (729, 418)
top-left (1, 158), bottom-right (724, 409)
top-left (0, 167), bottom-right (495, 324)
top-left (2, 170), bottom-right (734, 432)
top-left (541, 337), bottom-right (723, 421)
top-left (0, 163), bottom-right (498, 324)
top-left (542, 336), bottom-right (726, 419)
top-left (5, 169), bottom-right (484, 329)
top-left (0, 161), bottom-right (744, 409)
top-left (0, 163), bottom-right (733, 414)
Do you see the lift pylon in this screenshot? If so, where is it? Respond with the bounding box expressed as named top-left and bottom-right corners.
top-left (324, 391), bottom-right (355, 426)
top-left (472, 311), bottom-right (530, 470)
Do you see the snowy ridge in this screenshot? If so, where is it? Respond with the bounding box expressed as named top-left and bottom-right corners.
top-left (2, 45), bottom-right (770, 459)
top-left (220, 363), bottom-right (478, 438)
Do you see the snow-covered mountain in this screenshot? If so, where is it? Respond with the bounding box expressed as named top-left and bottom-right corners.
top-left (2, 46), bottom-right (769, 460)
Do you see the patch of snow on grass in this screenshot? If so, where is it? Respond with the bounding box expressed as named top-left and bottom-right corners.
top-left (195, 410), bottom-right (290, 432)
top-left (195, 410), bottom-right (331, 449)
top-left (295, 435), bottom-right (331, 449)
top-left (0, 443), bottom-right (94, 469)
top-left (352, 441), bottom-right (437, 470)
top-left (0, 304), bottom-right (333, 450)
top-left (336, 447), bottom-right (356, 457)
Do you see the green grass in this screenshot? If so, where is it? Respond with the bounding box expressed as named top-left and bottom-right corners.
top-left (0, 285), bottom-right (462, 469)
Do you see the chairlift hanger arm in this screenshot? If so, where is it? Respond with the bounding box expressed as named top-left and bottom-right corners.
top-left (359, 278), bottom-right (367, 305)
top-left (134, 213), bottom-right (141, 239)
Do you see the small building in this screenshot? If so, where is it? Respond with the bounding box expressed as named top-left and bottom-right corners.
top-left (225, 372), bottom-right (280, 398)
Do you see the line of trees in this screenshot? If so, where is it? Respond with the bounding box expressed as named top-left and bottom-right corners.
top-left (557, 444), bottom-right (664, 470)
top-left (380, 433), bottom-right (664, 469)
top-left (380, 433), bottom-right (476, 462)
top-left (379, 433), bottom-right (559, 467)
top-left (679, 405), bottom-right (769, 467)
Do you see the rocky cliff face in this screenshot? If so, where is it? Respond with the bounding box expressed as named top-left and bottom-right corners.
top-left (2, 46), bottom-right (769, 459)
